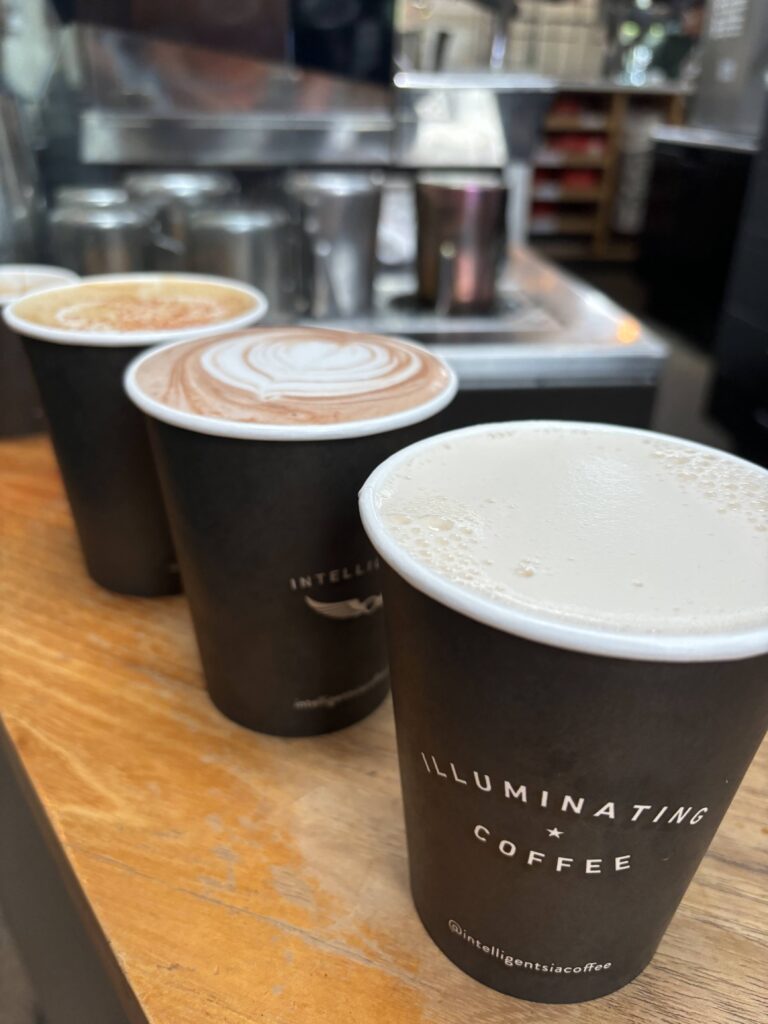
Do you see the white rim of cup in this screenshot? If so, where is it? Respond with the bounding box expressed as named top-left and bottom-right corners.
top-left (359, 419), bottom-right (768, 664)
top-left (2, 272), bottom-right (268, 346)
top-left (0, 265), bottom-right (80, 306)
top-left (124, 329), bottom-right (459, 442)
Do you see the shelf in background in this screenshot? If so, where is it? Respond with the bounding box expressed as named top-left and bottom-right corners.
top-left (532, 238), bottom-right (640, 263)
top-left (532, 187), bottom-right (603, 203)
top-left (545, 115), bottom-right (610, 132)
top-left (601, 239), bottom-right (640, 262)
top-left (530, 215), bottom-right (598, 237)
top-left (535, 153), bottom-right (607, 169)
top-left (531, 238), bottom-right (596, 261)
top-left (529, 85), bottom-right (686, 263)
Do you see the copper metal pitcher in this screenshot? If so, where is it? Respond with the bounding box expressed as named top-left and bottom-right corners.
top-left (416, 174), bottom-right (507, 314)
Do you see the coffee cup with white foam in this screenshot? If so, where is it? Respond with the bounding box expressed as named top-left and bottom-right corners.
top-left (359, 420), bottom-right (768, 1003)
top-left (0, 265), bottom-right (79, 436)
top-left (3, 273), bottom-right (267, 595)
top-left (124, 325), bottom-right (457, 735)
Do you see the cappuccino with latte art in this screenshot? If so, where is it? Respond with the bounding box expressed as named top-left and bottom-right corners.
top-left (125, 326), bottom-right (456, 735)
top-left (3, 273), bottom-right (267, 594)
top-left (128, 325), bottom-right (454, 436)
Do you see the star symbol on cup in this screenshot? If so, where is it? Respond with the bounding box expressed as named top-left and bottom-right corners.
top-left (547, 827), bottom-right (563, 839)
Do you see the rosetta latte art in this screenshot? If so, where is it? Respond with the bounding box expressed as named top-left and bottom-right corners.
top-left (134, 326), bottom-right (453, 425)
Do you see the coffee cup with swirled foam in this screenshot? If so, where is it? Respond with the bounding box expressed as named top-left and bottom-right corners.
top-left (122, 327), bottom-right (457, 737)
top-left (1, 274), bottom-right (266, 596)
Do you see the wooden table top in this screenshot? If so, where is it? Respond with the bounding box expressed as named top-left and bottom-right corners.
top-left (1, 436), bottom-right (766, 1024)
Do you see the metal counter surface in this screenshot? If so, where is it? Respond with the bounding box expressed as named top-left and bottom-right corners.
top-left (72, 26), bottom-right (394, 168)
top-left (555, 79), bottom-right (690, 96)
top-left (319, 247), bottom-right (668, 390)
top-left (71, 28), bottom-right (551, 170)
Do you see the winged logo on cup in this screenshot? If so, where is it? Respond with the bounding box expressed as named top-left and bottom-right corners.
top-left (304, 594), bottom-right (383, 619)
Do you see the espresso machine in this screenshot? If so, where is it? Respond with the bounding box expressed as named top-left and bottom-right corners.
top-left (23, 7), bottom-right (666, 430)
top-left (40, 16), bottom-right (554, 309)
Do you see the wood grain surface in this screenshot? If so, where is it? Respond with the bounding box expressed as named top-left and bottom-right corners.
top-left (1, 436), bottom-right (766, 1024)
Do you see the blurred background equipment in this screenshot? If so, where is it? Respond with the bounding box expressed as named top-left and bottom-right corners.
top-left (123, 171), bottom-right (240, 270)
top-left (415, 173), bottom-right (507, 312)
top-left (640, 0), bottom-right (767, 348)
top-left (709, 93), bottom-right (768, 467)
top-left (689, 0), bottom-right (768, 136)
top-left (291, 0), bottom-right (396, 83)
top-left (47, 201), bottom-right (154, 274)
top-left (47, 0), bottom-right (290, 60)
top-left (285, 170), bottom-right (383, 318)
top-left (0, 91), bottom-right (43, 261)
top-left (186, 205), bottom-right (297, 321)
top-left (0, 0), bottom-right (764, 462)
top-left (53, 184), bottom-right (130, 208)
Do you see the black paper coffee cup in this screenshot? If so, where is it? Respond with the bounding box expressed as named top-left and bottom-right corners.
top-left (0, 265), bottom-right (78, 437)
top-left (124, 328), bottom-right (457, 735)
top-left (4, 273), bottom-right (266, 595)
top-left (359, 422), bottom-right (768, 1003)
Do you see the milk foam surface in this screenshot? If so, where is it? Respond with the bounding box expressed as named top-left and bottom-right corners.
top-left (132, 326), bottom-right (454, 426)
top-left (368, 423), bottom-right (768, 641)
top-left (0, 268), bottom-right (75, 304)
top-left (11, 278), bottom-right (256, 334)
